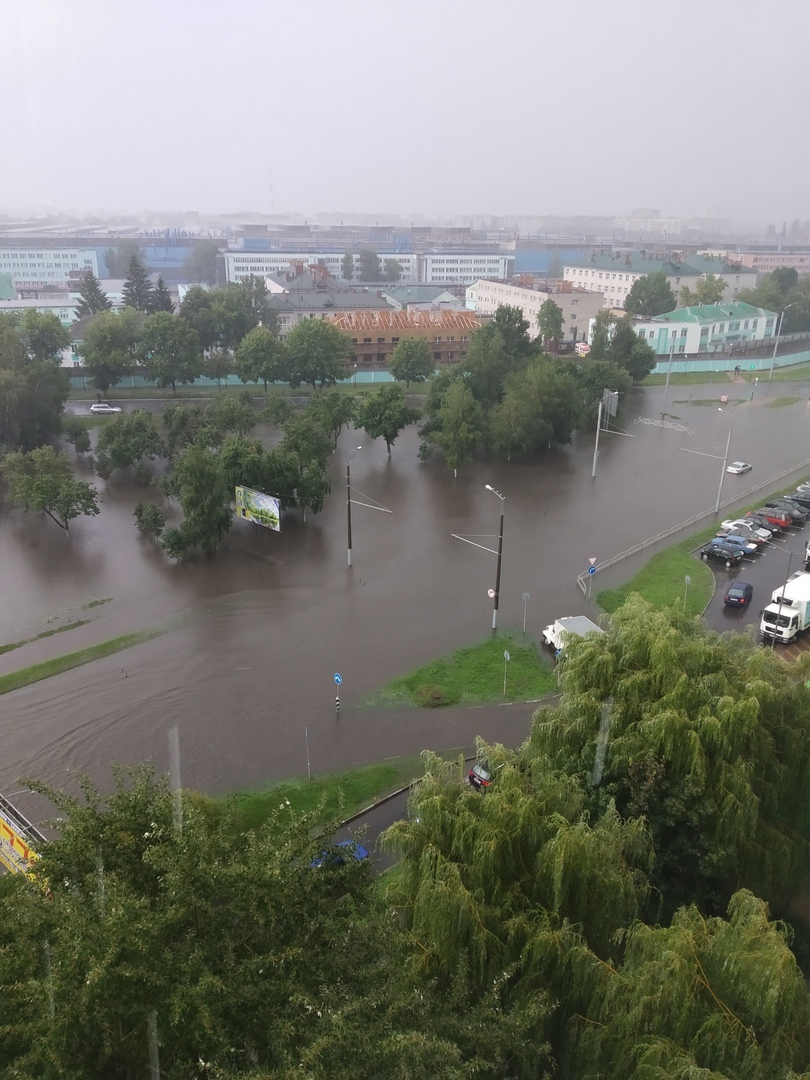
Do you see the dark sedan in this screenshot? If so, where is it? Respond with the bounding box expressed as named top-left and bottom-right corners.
top-left (746, 513), bottom-right (783, 536)
top-left (724, 581), bottom-right (753, 608)
top-left (700, 543), bottom-right (744, 568)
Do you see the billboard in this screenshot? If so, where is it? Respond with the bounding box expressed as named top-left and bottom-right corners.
top-left (235, 486), bottom-right (281, 531)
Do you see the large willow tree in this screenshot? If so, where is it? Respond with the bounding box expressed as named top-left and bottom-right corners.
top-left (528, 594), bottom-right (810, 920)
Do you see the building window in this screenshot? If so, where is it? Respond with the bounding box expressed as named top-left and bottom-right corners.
top-left (681, 328), bottom-right (687, 337)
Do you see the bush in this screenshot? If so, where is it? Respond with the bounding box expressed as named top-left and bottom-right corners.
top-left (413, 684), bottom-right (460, 708)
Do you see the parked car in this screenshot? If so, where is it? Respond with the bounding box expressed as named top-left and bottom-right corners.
top-left (701, 543), bottom-right (744, 568)
top-left (720, 529), bottom-right (766, 549)
top-left (719, 518), bottom-right (772, 542)
top-left (787, 491), bottom-right (810, 510)
top-left (753, 508), bottom-right (793, 528)
top-left (310, 839), bottom-right (370, 869)
top-left (89, 403), bottom-right (121, 414)
top-left (711, 534), bottom-right (758, 555)
top-left (745, 513), bottom-right (782, 536)
top-left (724, 581), bottom-right (753, 608)
top-left (468, 762), bottom-right (494, 791)
top-left (763, 499), bottom-right (809, 522)
top-left (726, 461), bottom-right (752, 474)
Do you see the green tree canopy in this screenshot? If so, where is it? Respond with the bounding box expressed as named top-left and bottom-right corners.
top-left (431, 380), bottom-right (485, 476)
top-left (78, 308), bottom-right (143, 392)
top-left (121, 253), bottom-right (154, 312)
top-left (18, 309), bottom-right (70, 364)
top-left (178, 284), bottom-right (219, 351)
top-left (162, 443), bottom-right (233, 557)
top-left (181, 238), bottom-right (221, 285)
top-left (233, 325), bottom-right (286, 392)
top-left (74, 269), bottom-right (112, 319)
top-left (283, 318), bottom-right (350, 389)
top-left (388, 336), bottom-right (435, 387)
top-left (383, 258), bottom-right (402, 282)
top-left (103, 240), bottom-right (143, 278)
top-left (357, 248), bottom-right (381, 281)
top-left (357, 383), bottom-right (420, 455)
top-left (94, 409), bottom-right (166, 479)
top-left (680, 272), bottom-right (727, 307)
top-left (150, 275), bottom-right (175, 313)
top-left (0, 313), bottom-right (70, 451)
top-left (492, 303), bottom-right (535, 360)
top-left (141, 312), bottom-right (203, 392)
top-left (536, 298), bottom-right (564, 346)
top-left (1, 444), bottom-right (100, 533)
top-left (462, 324), bottom-right (516, 409)
top-left (306, 388), bottom-right (356, 449)
top-left (203, 346), bottom-right (233, 389)
top-left (623, 271), bottom-right (676, 317)
top-left (341, 250), bottom-right (355, 281)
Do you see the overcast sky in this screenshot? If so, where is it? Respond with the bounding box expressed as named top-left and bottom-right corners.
top-left (2, 0), bottom-right (807, 223)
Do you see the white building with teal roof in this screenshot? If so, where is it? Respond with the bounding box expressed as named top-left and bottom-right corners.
top-left (633, 302), bottom-right (778, 356)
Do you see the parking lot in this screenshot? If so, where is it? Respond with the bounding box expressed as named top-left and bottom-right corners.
top-left (701, 497), bottom-right (810, 655)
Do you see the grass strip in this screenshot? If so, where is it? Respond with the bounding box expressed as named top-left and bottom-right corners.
top-left (367, 633), bottom-right (556, 709)
top-left (597, 528), bottom-right (719, 616)
top-left (0, 619), bottom-right (91, 657)
top-left (218, 758), bottom-right (424, 835)
top-left (767, 396), bottom-right (803, 408)
top-left (0, 629), bottom-right (163, 696)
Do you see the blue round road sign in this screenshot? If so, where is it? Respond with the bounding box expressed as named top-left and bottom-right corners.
top-left (334, 673), bottom-right (342, 685)
top-left (588, 566), bottom-right (596, 575)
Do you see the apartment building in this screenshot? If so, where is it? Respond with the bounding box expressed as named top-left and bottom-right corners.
top-left (563, 252), bottom-right (757, 309)
top-left (0, 247), bottom-right (99, 291)
top-left (465, 279), bottom-right (602, 341)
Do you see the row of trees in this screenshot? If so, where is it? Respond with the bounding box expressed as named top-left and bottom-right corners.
top-left (341, 249), bottom-right (402, 283)
top-left (623, 269), bottom-right (729, 317)
top-left (739, 267), bottom-right (810, 332)
top-left (2, 599), bottom-right (809, 1077)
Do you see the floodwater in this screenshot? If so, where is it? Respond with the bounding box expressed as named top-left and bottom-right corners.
top-left (2, 381), bottom-right (809, 804)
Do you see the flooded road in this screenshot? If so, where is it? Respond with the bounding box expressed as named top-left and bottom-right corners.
top-left (2, 381), bottom-right (810, 800)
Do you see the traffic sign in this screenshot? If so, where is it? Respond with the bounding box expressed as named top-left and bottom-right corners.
top-left (588, 557), bottom-right (597, 566)
top-left (334, 673), bottom-right (342, 685)
top-left (588, 566), bottom-right (596, 575)
top-left (503, 650), bottom-right (510, 662)
top-left (487, 588), bottom-right (495, 598)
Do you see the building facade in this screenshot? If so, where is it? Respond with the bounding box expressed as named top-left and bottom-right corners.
top-left (222, 250), bottom-right (513, 287)
top-left (0, 247), bottom-right (99, 291)
top-left (562, 252), bottom-right (758, 309)
top-left (331, 309), bottom-right (479, 369)
top-left (632, 302), bottom-right (778, 356)
top-left (465, 279), bottom-right (603, 342)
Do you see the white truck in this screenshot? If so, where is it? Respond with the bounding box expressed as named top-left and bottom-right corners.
top-left (760, 571), bottom-right (810, 644)
top-left (542, 616), bottom-right (605, 655)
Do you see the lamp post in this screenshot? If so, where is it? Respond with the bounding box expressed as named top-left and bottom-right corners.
top-left (485, 484), bottom-right (505, 631)
top-left (769, 304), bottom-right (797, 381)
top-left (346, 445), bottom-right (362, 566)
top-left (714, 408), bottom-right (733, 514)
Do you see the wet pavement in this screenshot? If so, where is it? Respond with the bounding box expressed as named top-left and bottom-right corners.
top-left (3, 381), bottom-right (810, 809)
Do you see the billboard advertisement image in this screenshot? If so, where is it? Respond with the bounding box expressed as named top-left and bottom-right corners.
top-left (235, 486), bottom-right (281, 531)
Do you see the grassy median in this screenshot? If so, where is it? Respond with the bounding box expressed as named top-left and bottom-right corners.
top-left (366, 633), bottom-right (557, 709)
top-left (0, 629), bottom-right (164, 696)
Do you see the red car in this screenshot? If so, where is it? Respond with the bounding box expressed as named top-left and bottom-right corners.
top-left (750, 508), bottom-right (792, 528)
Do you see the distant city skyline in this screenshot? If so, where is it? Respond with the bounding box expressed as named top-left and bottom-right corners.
top-left (3, 0), bottom-right (808, 225)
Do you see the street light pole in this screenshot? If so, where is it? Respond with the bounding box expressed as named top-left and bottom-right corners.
top-left (769, 305), bottom-right (795, 380)
top-left (714, 409), bottom-right (732, 514)
top-left (346, 446), bottom-right (362, 567)
top-left (485, 484), bottom-right (505, 631)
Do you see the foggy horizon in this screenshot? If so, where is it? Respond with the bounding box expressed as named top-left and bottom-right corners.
top-left (3, 0), bottom-right (808, 225)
